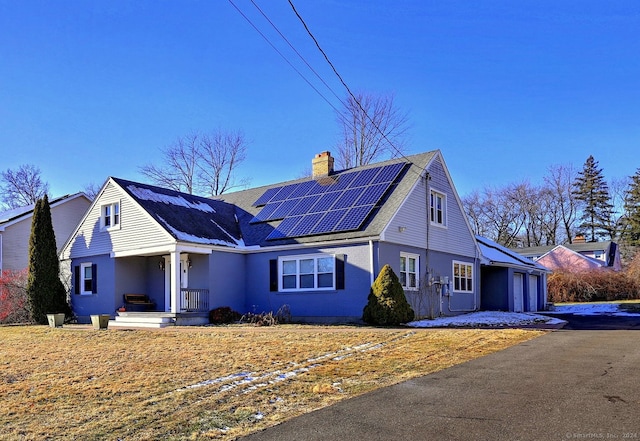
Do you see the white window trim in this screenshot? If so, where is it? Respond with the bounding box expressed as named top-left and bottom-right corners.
top-left (400, 252), bottom-right (420, 291)
top-left (452, 260), bottom-right (474, 293)
top-left (80, 262), bottom-right (94, 295)
top-left (278, 254), bottom-right (336, 292)
top-left (101, 201), bottom-right (121, 231)
top-left (430, 188), bottom-right (447, 228)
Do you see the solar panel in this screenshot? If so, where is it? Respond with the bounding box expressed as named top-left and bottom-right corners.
top-left (287, 212), bottom-right (324, 237)
top-left (332, 187), bottom-right (366, 210)
top-left (334, 205), bottom-right (373, 231)
top-left (349, 167), bottom-right (381, 188)
top-left (253, 187), bottom-right (281, 207)
top-left (288, 196), bottom-right (318, 216)
top-left (309, 192), bottom-right (339, 213)
top-left (250, 201), bottom-right (282, 223)
top-left (371, 162), bottom-right (405, 184)
top-left (288, 180), bottom-right (315, 199)
top-left (265, 215), bottom-right (303, 240)
top-left (310, 208), bottom-right (349, 235)
top-left (252, 162), bottom-right (407, 239)
top-left (269, 183), bottom-right (299, 203)
top-left (354, 183), bottom-right (390, 206)
top-left (268, 198), bottom-right (299, 220)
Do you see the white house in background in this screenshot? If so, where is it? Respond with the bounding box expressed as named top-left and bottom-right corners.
top-left (0, 193), bottom-right (92, 272)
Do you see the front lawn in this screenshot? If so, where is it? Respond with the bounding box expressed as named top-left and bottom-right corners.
top-left (0, 324), bottom-right (543, 440)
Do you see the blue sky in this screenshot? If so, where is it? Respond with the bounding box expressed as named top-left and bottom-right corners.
top-left (1, 1), bottom-right (639, 199)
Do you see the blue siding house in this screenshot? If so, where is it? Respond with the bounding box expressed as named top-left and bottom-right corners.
top-left (60, 150), bottom-right (483, 327)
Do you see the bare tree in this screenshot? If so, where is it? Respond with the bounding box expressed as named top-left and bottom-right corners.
top-left (544, 164), bottom-right (578, 244)
top-left (140, 134), bottom-right (200, 194)
top-left (335, 92), bottom-right (410, 169)
top-left (140, 130), bottom-right (249, 196)
top-left (0, 164), bottom-right (50, 209)
top-left (198, 130), bottom-right (249, 196)
top-left (82, 182), bottom-right (102, 201)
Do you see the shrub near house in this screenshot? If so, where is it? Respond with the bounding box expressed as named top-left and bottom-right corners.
top-left (363, 264), bottom-right (415, 326)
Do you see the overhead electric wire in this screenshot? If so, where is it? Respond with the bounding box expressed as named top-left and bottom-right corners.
top-left (227, 0), bottom-right (343, 116)
top-left (286, 0), bottom-right (423, 176)
top-left (248, 0), bottom-right (345, 106)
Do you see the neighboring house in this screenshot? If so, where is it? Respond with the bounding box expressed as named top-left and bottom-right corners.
top-left (513, 239), bottom-right (621, 272)
top-left (477, 236), bottom-right (549, 313)
top-left (60, 150), bottom-right (483, 327)
top-left (0, 193), bottom-right (92, 272)
top-left (536, 245), bottom-right (608, 272)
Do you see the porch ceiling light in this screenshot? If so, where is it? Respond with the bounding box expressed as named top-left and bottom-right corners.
top-left (159, 259), bottom-right (165, 271)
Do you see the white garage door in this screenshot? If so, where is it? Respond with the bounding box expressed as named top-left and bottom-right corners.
top-left (528, 275), bottom-right (539, 312)
top-left (513, 273), bottom-right (524, 313)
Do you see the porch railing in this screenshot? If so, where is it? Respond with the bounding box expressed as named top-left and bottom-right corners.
top-left (180, 288), bottom-right (210, 312)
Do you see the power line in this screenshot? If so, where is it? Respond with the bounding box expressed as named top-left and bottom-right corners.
top-left (286, 0), bottom-right (422, 175)
top-left (227, 0), bottom-right (342, 116)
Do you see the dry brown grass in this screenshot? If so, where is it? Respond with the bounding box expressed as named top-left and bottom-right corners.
top-left (0, 324), bottom-right (544, 440)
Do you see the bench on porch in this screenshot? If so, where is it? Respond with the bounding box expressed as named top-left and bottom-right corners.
top-left (123, 294), bottom-right (155, 312)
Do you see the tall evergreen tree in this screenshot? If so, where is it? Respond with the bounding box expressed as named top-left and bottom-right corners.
top-left (26, 195), bottom-right (71, 324)
top-left (572, 155), bottom-right (614, 241)
top-left (622, 168), bottom-right (640, 246)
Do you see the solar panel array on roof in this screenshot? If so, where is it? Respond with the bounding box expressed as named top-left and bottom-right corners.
top-left (249, 162), bottom-right (407, 240)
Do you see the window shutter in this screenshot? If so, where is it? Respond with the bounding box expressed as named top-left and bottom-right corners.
top-left (92, 264), bottom-right (98, 293)
top-left (74, 266), bottom-right (80, 294)
top-left (335, 254), bottom-right (345, 290)
top-left (269, 259), bottom-right (278, 292)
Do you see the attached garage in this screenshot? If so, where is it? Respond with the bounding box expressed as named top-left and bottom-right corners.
top-left (476, 236), bottom-right (550, 313)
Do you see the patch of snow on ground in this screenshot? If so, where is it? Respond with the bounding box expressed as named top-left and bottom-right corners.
top-left (407, 303), bottom-right (640, 328)
top-left (408, 311), bottom-right (566, 328)
top-left (550, 303), bottom-right (640, 316)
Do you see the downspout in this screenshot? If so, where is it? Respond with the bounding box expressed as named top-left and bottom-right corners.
top-left (369, 239), bottom-right (375, 286)
top-left (423, 171), bottom-right (440, 316)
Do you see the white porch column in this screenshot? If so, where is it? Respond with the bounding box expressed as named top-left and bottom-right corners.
top-left (170, 251), bottom-right (181, 313)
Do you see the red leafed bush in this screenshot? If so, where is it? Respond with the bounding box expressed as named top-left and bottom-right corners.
top-left (548, 269), bottom-right (640, 303)
top-left (0, 269), bottom-right (30, 324)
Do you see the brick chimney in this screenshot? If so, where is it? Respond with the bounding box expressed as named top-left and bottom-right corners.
top-left (574, 234), bottom-right (586, 243)
top-left (312, 151), bottom-right (334, 178)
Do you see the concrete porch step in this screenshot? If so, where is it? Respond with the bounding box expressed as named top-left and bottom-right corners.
top-left (109, 312), bottom-right (176, 329)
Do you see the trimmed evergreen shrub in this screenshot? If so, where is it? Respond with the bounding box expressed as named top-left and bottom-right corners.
top-left (25, 196), bottom-right (72, 324)
top-left (363, 264), bottom-right (415, 325)
top-left (209, 306), bottom-right (242, 324)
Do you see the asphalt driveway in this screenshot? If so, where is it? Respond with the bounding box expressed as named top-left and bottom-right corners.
top-left (241, 314), bottom-right (640, 441)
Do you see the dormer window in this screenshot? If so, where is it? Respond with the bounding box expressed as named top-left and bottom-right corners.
top-left (102, 202), bottom-right (120, 230)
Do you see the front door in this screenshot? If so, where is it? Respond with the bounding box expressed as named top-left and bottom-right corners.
top-left (163, 255), bottom-right (190, 312)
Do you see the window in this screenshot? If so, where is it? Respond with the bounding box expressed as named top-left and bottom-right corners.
top-left (80, 263), bottom-right (94, 295)
top-left (453, 261), bottom-right (474, 293)
top-left (102, 202), bottom-right (120, 229)
top-left (279, 254), bottom-right (335, 291)
top-left (430, 190), bottom-right (446, 226)
top-left (400, 253), bottom-right (419, 290)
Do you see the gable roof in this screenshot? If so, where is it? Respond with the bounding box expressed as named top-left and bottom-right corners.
top-left (536, 245), bottom-right (605, 271)
top-left (477, 236), bottom-right (548, 272)
top-left (513, 241), bottom-right (614, 257)
top-left (0, 193), bottom-right (90, 229)
top-left (218, 151), bottom-right (438, 247)
top-left (111, 178), bottom-right (244, 248)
